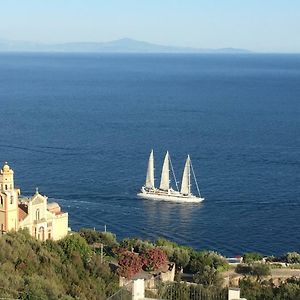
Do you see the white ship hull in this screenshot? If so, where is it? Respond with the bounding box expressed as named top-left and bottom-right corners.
top-left (137, 187), bottom-right (204, 203)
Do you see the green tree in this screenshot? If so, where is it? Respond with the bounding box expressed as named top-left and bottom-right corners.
top-left (193, 265), bottom-right (223, 287)
top-left (243, 252), bottom-right (263, 263)
top-left (236, 263), bottom-right (271, 281)
top-left (79, 228), bottom-right (118, 247)
top-left (239, 277), bottom-right (274, 300)
top-left (275, 281), bottom-right (300, 300)
top-left (58, 233), bottom-right (92, 263)
top-left (172, 248), bottom-right (190, 271)
top-left (251, 264), bottom-right (271, 281)
top-left (189, 251), bottom-right (228, 273)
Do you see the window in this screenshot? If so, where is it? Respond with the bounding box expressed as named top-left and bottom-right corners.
top-left (48, 231), bottom-right (51, 239)
top-left (36, 209), bottom-right (40, 220)
top-left (10, 196), bottom-right (13, 205)
top-left (0, 196), bottom-right (3, 206)
top-left (5, 185), bottom-right (7, 190)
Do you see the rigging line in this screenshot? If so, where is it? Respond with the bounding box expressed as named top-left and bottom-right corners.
top-left (190, 159), bottom-right (202, 198)
top-left (169, 154), bottom-right (179, 191)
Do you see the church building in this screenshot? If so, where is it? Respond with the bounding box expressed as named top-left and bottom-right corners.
top-left (0, 162), bottom-right (69, 241)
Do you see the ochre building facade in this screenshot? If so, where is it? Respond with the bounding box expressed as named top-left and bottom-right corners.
top-left (0, 163), bottom-right (68, 241)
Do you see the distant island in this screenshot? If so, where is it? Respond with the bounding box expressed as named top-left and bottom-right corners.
top-left (0, 37), bottom-right (252, 53)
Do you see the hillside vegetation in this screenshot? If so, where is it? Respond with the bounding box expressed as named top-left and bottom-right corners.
top-left (1, 229), bottom-right (300, 300)
top-left (0, 230), bottom-right (118, 299)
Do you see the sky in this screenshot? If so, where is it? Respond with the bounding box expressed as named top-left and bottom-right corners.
top-left (0, 0), bottom-right (300, 52)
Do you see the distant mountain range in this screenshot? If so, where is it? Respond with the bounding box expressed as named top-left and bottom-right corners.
top-left (0, 38), bottom-right (252, 53)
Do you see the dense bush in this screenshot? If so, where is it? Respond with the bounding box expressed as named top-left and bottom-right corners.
top-left (243, 252), bottom-right (264, 263)
top-left (141, 248), bottom-right (168, 271)
top-left (240, 277), bottom-right (300, 300)
top-left (116, 247), bottom-right (168, 277)
top-left (117, 250), bottom-right (143, 278)
top-left (193, 265), bottom-right (224, 287)
top-left (285, 252), bottom-right (300, 264)
top-left (79, 228), bottom-right (118, 247)
top-left (189, 250), bottom-right (228, 273)
top-left (0, 230), bottom-right (118, 299)
top-left (155, 238), bottom-right (192, 271)
top-left (172, 248), bottom-right (190, 270)
top-left (236, 263), bottom-right (271, 280)
top-left (59, 233), bottom-right (92, 263)
top-left (119, 238), bottom-right (154, 253)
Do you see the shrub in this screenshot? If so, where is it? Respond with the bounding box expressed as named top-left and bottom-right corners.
top-left (141, 248), bottom-right (168, 271)
top-left (172, 248), bottom-right (190, 270)
top-left (119, 238), bottom-right (154, 253)
top-left (58, 233), bottom-right (92, 263)
top-left (156, 238), bottom-right (179, 248)
top-left (236, 263), bottom-right (271, 281)
top-left (193, 265), bottom-right (224, 287)
top-left (0, 230), bottom-right (120, 299)
top-left (117, 251), bottom-right (143, 278)
top-left (79, 228), bottom-right (118, 247)
top-left (251, 264), bottom-right (271, 280)
top-left (243, 252), bottom-right (263, 263)
top-left (189, 251), bottom-right (228, 274)
top-left (285, 252), bottom-right (300, 264)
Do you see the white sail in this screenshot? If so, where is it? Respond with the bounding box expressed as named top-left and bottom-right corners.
top-left (159, 151), bottom-right (170, 191)
top-left (145, 150), bottom-right (155, 189)
top-left (180, 155), bottom-right (191, 195)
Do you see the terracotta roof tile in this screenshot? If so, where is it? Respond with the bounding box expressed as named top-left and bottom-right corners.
top-left (18, 207), bottom-right (28, 221)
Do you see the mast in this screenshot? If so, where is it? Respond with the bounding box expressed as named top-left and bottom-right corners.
top-left (145, 150), bottom-right (155, 189)
top-left (190, 158), bottom-right (202, 198)
top-left (159, 151), bottom-right (170, 191)
top-left (180, 155), bottom-right (191, 195)
top-left (169, 154), bottom-right (179, 191)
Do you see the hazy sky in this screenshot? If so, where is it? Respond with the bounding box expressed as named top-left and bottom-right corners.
top-left (1, 0), bottom-right (299, 52)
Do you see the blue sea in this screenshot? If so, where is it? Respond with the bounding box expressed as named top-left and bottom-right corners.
top-left (0, 53), bottom-right (299, 256)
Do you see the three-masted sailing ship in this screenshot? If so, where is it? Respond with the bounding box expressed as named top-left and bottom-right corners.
top-left (137, 150), bottom-right (204, 203)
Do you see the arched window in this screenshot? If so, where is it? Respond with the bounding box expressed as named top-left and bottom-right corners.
top-left (10, 196), bottom-right (13, 204)
top-left (36, 209), bottom-right (40, 220)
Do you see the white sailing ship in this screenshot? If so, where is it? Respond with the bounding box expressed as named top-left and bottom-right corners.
top-left (137, 150), bottom-right (204, 203)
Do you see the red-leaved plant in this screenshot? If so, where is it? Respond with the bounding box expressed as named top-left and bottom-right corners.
top-left (141, 248), bottom-right (168, 271)
top-left (117, 250), bottom-right (143, 279)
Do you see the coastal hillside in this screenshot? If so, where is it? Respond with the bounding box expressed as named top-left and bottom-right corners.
top-left (0, 230), bottom-right (119, 299)
top-left (0, 38), bottom-right (251, 53)
top-left (1, 229), bottom-right (300, 299)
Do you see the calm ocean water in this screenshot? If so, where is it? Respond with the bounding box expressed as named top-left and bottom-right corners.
top-left (0, 53), bottom-right (299, 256)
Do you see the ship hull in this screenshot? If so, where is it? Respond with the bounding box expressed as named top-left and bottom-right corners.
top-left (137, 189), bottom-right (204, 203)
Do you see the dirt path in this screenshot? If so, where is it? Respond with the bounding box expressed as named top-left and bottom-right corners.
top-left (222, 268), bottom-right (300, 286)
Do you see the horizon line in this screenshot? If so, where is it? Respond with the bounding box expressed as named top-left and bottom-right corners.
top-left (1, 37), bottom-right (300, 54)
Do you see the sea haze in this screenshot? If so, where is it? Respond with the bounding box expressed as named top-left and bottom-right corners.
top-left (0, 53), bottom-right (299, 256)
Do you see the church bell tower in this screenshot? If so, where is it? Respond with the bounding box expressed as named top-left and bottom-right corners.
top-left (0, 163), bottom-right (19, 232)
